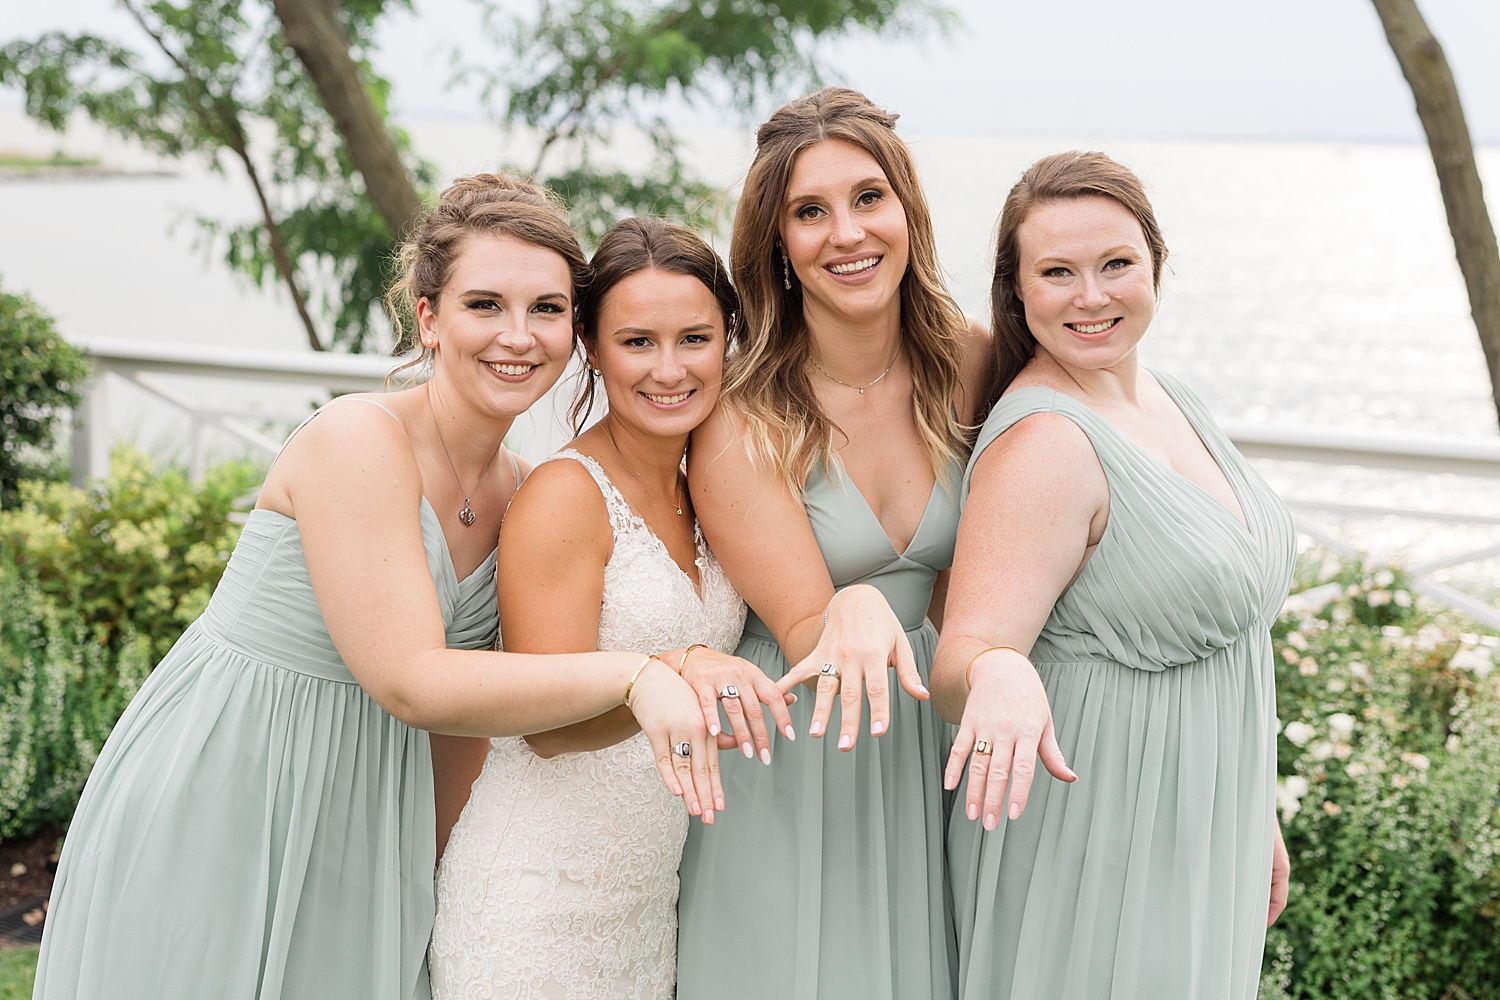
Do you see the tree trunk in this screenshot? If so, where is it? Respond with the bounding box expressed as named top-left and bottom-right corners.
top-left (270, 0), bottom-right (425, 240)
top-left (1371, 0), bottom-right (1500, 426)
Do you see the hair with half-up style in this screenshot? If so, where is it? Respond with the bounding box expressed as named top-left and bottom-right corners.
top-left (977, 151), bottom-right (1169, 423)
top-left (722, 86), bottom-right (968, 495)
top-left (571, 216), bottom-right (740, 433)
top-left (385, 173), bottom-right (590, 387)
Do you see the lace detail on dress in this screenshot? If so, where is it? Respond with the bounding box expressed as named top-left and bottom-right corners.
top-left (431, 449), bottom-right (747, 1000)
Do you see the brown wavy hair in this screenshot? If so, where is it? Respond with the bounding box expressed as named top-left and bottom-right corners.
top-left (571, 216), bottom-right (741, 432)
top-left (976, 151), bottom-right (1169, 422)
top-left (722, 87), bottom-right (968, 493)
top-left (385, 173), bottom-right (590, 386)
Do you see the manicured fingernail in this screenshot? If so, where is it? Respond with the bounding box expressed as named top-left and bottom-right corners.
top-left (810, 720), bottom-right (823, 736)
top-left (690, 801), bottom-right (701, 815)
top-left (703, 809), bottom-right (713, 823)
top-left (871, 720), bottom-right (885, 736)
top-left (673, 784), bottom-right (682, 796)
top-left (838, 735), bottom-right (851, 750)
top-left (967, 803), bottom-right (978, 820)
top-left (716, 797), bottom-right (725, 811)
top-left (1009, 802), bottom-right (1021, 821)
top-left (787, 692), bottom-right (798, 703)
top-left (784, 725), bottom-right (796, 741)
top-left (710, 724), bottom-right (720, 736)
top-left (985, 813), bottom-right (997, 830)
top-left (742, 742), bottom-right (754, 759)
top-left (917, 684), bottom-right (930, 696)
top-left (760, 748), bottom-right (772, 765)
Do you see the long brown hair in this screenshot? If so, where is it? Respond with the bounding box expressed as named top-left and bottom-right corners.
top-left (722, 87), bottom-right (968, 493)
top-left (571, 216), bottom-right (741, 432)
top-left (385, 173), bottom-right (590, 386)
top-left (977, 151), bottom-right (1169, 422)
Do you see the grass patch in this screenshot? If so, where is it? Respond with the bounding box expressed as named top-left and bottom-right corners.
top-left (0, 151), bottom-right (100, 170)
top-left (0, 946), bottom-right (37, 1000)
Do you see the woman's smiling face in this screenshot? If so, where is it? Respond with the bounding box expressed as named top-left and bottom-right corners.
top-left (781, 138), bottom-right (909, 327)
top-left (417, 232), bottom-right (577, 418)
top-left (588, 268), bottom-right (727, 441)
top-left (1015, 194), bottom-right (1156, 372)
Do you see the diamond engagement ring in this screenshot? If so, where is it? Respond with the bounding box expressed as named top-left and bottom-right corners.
top-left (819, 663), bottom-right (840, 679)
top-left (974, 740), bottom-right (993, 755)
top-left (673, 742), bottom-right (692, 758)
top-left (718, 685), bottom-right (739, 699)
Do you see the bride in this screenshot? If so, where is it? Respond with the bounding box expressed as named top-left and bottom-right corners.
top-left (429, 217), bottom-right (792, 998)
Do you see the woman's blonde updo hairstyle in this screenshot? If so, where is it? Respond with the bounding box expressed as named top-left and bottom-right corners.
top-left (386, 173), bottom-right (590, 385)
top-left (724, 87), bottom-right (968, 494)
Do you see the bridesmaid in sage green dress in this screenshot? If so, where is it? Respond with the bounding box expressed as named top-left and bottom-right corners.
top-left (932, 152), bottom-right (1294, 999)
top-left (678, 88), bottom-right (986, 1000)
top-left (33, 176), bottom-right (734, 1000)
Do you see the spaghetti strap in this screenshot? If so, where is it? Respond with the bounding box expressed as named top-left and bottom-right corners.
top-left (272, 396), bottom-right (402, 470)
top-left (509, 451), bottom-right (522, 490)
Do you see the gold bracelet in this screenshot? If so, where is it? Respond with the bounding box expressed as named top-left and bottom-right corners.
top-left (965, 645), bottom-right (1028, 691)
top-left (623, 655), bottom-right (657, 707)
top-left (678, 643), bottom-right (709, 674)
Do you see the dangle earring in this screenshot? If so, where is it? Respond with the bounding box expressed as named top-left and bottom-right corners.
top-left (781, 247), bottom-right (792, 290)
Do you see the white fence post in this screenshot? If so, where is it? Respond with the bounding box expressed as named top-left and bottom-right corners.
top-left (69, 371), bottom-right (111, 487)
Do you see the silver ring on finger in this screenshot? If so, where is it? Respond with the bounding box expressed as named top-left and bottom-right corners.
top-left (819, 663), bottom-right (840, 679)
top-left (673, 742), bottom-right (692, 758)
top-left (974, 739), bottom-right (993, 755)
top-left (718, 685), bottom-right (739, 700)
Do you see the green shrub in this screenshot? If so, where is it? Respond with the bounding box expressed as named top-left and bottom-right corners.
top-left (0, 281), bottom-right (88, 508)
top-left (0, 553), bottom-right (148, 840)
top-left (0, 445), bottom-right (259, 662)
top-left (1265, 553), bottom-right (1500, 1000)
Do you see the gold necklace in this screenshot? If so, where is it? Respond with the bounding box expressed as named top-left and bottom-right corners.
top-left (427, 386), bottom-right (501, 527)
top-left (809, 348), bottom-right (901, 394)
top-left (605, 421), bottom-right (684, 516)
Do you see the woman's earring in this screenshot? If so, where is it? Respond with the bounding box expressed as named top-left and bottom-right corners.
top-left (781, 248), bottom-right (792, 291)
top-left (591, 367), bottom-right (601, 377)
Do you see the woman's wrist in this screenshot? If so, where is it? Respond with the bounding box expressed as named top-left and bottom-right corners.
top-left (965, 645), bottom-right (1030, 693)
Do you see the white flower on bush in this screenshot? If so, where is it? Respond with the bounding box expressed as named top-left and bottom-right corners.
top-left (1350, 661), bottom-right (1371, 682)
top-left (1394, 590), bottom-right (1412, 608)
top-left (1346, 761), bottom-right (1367, 777)
top-left (1280, 584), bottom-right (1343, 618)
top-left (1284, 721), bottom-right (1316, 746)
top-left (1328, 678), bottom-right (1347, 693)
top-left (1401, 752), bottom-right (1431, 771)
top-left (1276, 776), bottom-right (1310, 821)
top-left (1451, 645), bottom-right (1494, 679)
top-left (1367, 590), bottom-right (1392, 607)
top-left (1374, 569), bottom-right (1395, 587)
top-left (1286, 631), bottom-right (1309, 651)
top-left (1328, 713), bottom-right (1356, 743)
top-left (1309, 740), bottom-right (1336, 761)
top-left (1300, 657), bottom-right (1319, 676)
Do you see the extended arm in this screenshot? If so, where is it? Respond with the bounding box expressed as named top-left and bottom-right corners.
top-left (931, 413), bottom-right (1107, 827)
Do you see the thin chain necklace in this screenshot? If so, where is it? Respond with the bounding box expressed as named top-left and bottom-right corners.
top-left (427, 386), bottom-right (501, 527)
top-left (605, 420), bottom-right (684, 516)
top-left (809, 347), bottom-right (901, 394)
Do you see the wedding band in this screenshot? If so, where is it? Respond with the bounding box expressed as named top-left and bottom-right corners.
top-left (718, 685), bottom-right (739, 699)
top-left (974, 740), bottom-right (993, 755)
top-left (819, 663), bottom-right (840, 679)
top-left (673, 742), bottom-right (692, 758)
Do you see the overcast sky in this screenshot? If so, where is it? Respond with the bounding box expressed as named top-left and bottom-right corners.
top-left (4, 0), bottom-right (1500, 144)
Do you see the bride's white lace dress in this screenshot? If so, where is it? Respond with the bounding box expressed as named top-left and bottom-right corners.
top-left (429, 450), bottom-right (747, 1000)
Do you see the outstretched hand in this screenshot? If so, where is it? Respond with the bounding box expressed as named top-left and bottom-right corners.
top-left (627, 657), bottom-right (721, 823)
top-left (944, 647), bottom-right (1076, 829)
top-left (676, 645), bottom-right (797, 763)
top-left (777, 585), bottom-right (928, 751)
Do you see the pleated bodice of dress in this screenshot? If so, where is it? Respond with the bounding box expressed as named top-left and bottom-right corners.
top-left (949, 371), bottom-right (1296, 1000)
top-left (679, 459), bottom-right (962, 1000)
top-left (202, 498), bottom-right (499, 677)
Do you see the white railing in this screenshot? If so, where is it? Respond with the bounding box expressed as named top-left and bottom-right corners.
top-left (69, 339), bottom-right (1500, 628)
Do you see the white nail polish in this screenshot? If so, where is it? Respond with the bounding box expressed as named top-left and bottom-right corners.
top-left (760, 748), bottom-right (772, 765)
top-left (838, 735), bottom-right (851, 750)
top-left (871, 720), bottom-right (885, 736)
top-left (784, 725), bottom-right (796, 741)
top-left (709, 724), bottom-right (720, 736)
top-left (742, 742), bottom-right (754, 759)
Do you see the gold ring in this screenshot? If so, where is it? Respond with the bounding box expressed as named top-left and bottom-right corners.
top-left (974, 740), bottom-right (993, 755)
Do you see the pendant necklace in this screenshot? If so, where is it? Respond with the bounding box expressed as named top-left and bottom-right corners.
top-left (428, 386), bottom-right (501, 527)
top-left (606, 421), bottom-right (684, 515)
top-left (809, 347), bottom-right (901, 395)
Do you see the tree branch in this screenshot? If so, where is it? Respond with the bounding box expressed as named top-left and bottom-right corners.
top-left (1372, 0), bottom-right (1500, 425)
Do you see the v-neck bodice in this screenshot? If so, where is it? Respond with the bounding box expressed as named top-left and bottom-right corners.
top-left (203, 497), bottom-right (498, 684)
top-left (963, 371), bottom-right (1295, 672)
top-left (742, 458), bottom-right (961, 638)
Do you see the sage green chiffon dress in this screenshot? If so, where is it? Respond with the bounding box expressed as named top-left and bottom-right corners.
top-left (950, 373), bottom-right (1295, 1000)
top-left (677, 463), bottom-right (960, 1000)
top-left (34, 399), bottom-right (502, 1000)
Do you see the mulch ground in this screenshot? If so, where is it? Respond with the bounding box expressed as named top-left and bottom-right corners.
top-left (0, 831), bottom-right (58, 913)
